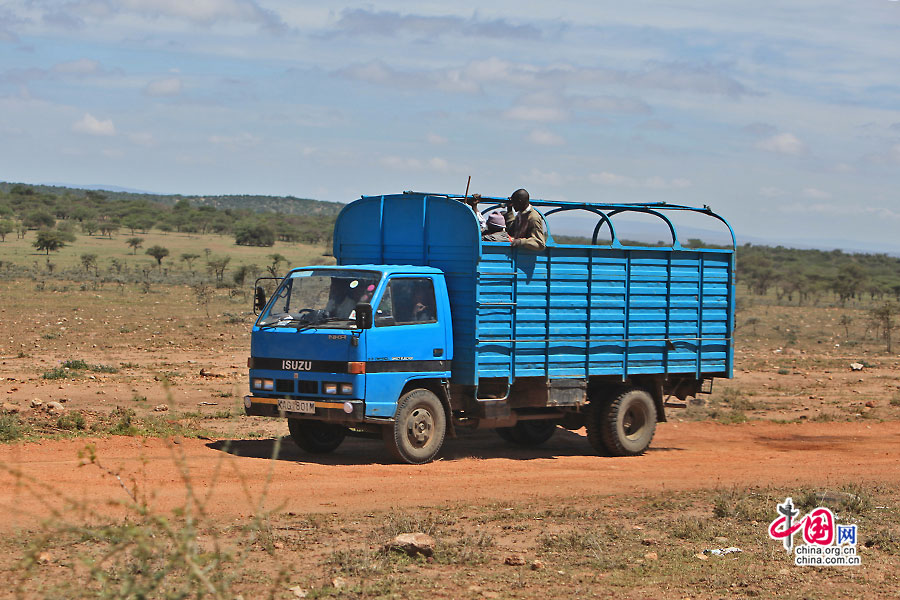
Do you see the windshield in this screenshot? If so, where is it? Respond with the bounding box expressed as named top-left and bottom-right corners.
top-left (257, 269), bottom-right (381, 329)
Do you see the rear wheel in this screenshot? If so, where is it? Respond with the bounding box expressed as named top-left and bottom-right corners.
top-left (383, 389), bottom-right (446, 464)
top-left (495, 420), bottom-right (557, 446)
top-left (287, 419), bottom-right (347, 454)
top-left (586, 388), bottom-right (656, 457)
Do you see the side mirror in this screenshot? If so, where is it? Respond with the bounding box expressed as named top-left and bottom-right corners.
top-left (355, 302), bottom-right (373, 330)
top-left (254, 286), bottom-right (267, 313)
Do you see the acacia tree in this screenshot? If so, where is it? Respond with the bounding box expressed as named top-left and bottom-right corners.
top-left (0, 219), bottom-right (13, 242)
top-left (207, 256), bottom-right (232, 282)
top-left (869, 301), bottom-right (899, 354)
top-left (126, 237), bottom-right (144, 255)
top-left (833, 263), bottom-right (868, 307)
top-left (180, 252), bottom-right (200, 272)
top-left (100, 221), bottom-right (120, 238)
top-left (80, 253), bottom-right (98, 275)
top-left (146, 245), bottom-right (170, 269)
top-left (266, 253), bottom-right (286, 277)
top-left (32, 230), bottom-right (67, 255)
top-left (23, 210), bottom-right (55, 229)
top-left (81, 220), bottom-right (99, 236)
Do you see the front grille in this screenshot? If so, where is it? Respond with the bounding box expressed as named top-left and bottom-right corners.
top-left (275, 379), bottom-right (294, 393)
top-left (297, 380), bottom-right (318, 394)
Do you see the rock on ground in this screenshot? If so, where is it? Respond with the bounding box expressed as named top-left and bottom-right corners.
top-left (385, 533), bottom-right (435, 557)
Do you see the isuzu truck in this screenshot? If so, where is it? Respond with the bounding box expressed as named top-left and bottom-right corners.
top-left (245, 191), bottom-right (735, 464)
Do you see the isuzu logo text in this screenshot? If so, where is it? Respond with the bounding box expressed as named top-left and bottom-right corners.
top-left (282, 360), bottom-right (312, 371)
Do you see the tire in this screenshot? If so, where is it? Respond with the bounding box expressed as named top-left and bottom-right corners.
top-left (383, 388), bottom-right (446, 464)
top-left (495, 420), bottom-right (557, 446)
top-left (586, 388), bottom-right (657, 457)
top-left (287, 419), bottom-right (347, 454)
top-left (495, 427), bottom-right (516, 443)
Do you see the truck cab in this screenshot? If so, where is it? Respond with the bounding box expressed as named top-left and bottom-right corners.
top-left (246, 265), bottom-right (454, 463)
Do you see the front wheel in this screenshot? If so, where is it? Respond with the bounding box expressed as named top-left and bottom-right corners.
top-left (287, 419), bottom-right (347, 454)
top-left (586, 388), bottom-right (656, 457)
top-left (383, 389), bottom-right (446, 464)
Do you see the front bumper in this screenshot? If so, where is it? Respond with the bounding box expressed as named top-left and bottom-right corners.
top-left (244, 395), bottom-right (366, 423)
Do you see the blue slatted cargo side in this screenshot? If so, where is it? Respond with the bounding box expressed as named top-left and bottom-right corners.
top-left (475, 245), bottom-right (733, 382)
top-left (334, 193), bottom-right (735, 388)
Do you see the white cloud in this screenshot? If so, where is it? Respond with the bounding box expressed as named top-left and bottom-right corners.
top-left (428, 157), bottom-right (448, 171)
top-left (503, 106), bottom-right (567, 122)
top-left (639, 119), bottom-right (673, 131)
top-left (759, 186), bottom-right (785, 198)
top-left (646, 176), bottom-right (691, 189)
top-left (144, 77), bottom-right (182, 97)
top-left (21, 0), bottom-right (286, 31)
top-left (380, 155), bottom-right (450, 171)
top-left (125, 0), bottom-right (284, 29)
top-left (756, 132), bottom-right (806, 155)
top-left (337, 56), bottom-right (750, 99)
top-left (591, 172), bottom-right (631, 186)
top-left (863, 143), bottom-right (900, 166)
top-left (527, 129), bottom-right (564, 146)
top-left (208, 132), bottom-right (261, 149)
top-left (802, 187), bottom-right (831, 199)
top-left (128, 132), bottom-right (156, 147)
top-left (780, 203), bottom-right (900, 221)
top-left (51, 58), bottom-right (102, 75)
top-left (72, 113), bottom-right (115, 136)
top-left (743, 122), bottom-right (777, 137)
top-left (572, 95), bottom-right (651, 114)
top-left (589, 171), bottom-right (691, 189)
top-left (329, 9), bottom-right (542, 40)
top-left (426, 133), bottom-right (447, 145)
top-left (527, 168), bottom-right (566, 186)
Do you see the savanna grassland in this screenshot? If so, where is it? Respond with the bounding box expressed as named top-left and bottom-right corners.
top-left (0, 184), bottom-right (899, 599)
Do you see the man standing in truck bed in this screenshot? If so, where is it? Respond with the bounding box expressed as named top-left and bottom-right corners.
top-left (505, 188), bottom-right (546, 250)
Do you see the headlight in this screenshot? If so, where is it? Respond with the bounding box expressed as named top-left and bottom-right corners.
top-left (323, 382), bottom-right (338, 395)
top-left (339, 383), bottom-right (353, 395)
top-left (252, 378), bottom-right (274, 391)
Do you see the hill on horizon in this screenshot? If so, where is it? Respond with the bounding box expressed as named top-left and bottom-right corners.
top-left (0, 181), bottom-right (346, 218)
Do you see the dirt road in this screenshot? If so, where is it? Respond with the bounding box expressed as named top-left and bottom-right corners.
top-left (2, 420), bottom-right (899, 531)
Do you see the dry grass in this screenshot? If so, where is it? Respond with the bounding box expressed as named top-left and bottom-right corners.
top-left (5, 468), bottom-right (896, 599)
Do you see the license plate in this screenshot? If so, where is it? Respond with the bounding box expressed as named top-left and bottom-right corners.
top-left (277, 399), bottom-right (315, 414)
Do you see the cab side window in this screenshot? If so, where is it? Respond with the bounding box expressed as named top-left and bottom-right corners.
top-left (375, 278), bottom-right (437, 326)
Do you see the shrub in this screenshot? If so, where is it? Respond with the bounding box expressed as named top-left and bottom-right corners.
top-left (108, 407), bottom-right (138, 436)
top-left (42, 368), bottom-right (69, 380)
top-left (0, 414), bottom-right (24, 442)
top-left (57, 412), bottom-right (87, 431)
top-left (234, 221), bottom-right (275, 247)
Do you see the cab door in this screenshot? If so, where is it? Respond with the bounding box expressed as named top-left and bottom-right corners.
top-left (363, 276), bottom-right (449, 417)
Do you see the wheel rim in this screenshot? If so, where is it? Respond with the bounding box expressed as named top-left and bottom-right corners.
top-left (622, 402), bottom-right (648, 440)
top-left (406, 406), bottom-right (434, 448)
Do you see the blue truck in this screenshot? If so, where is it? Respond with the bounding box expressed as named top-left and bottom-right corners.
top-left (244, 191), bottom-right (735, 464)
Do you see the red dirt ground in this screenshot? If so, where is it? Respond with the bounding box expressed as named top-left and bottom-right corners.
top-left (3, 420), bottom-right (898, 531)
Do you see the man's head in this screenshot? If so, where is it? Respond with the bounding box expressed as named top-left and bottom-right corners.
top-left (486, 211), bottom-right (506, 232)
top-left (510, 188), bottom-right (530, 212)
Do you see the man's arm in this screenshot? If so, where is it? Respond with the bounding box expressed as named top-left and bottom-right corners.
top-left (504, 202), bottom-right (516, 225)
top-left (510, 212), bottom-right (546, 250)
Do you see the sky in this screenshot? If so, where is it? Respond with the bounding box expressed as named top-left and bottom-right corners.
top-left (1, 1), bottom-right (899, 251)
